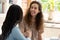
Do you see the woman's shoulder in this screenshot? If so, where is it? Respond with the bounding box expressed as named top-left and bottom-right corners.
top-left (12, 26), bottom-right (19, 33)
top-left (20, 18), bottom-right (27, 26)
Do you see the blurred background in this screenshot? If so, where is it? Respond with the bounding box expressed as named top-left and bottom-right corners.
top-left (0, 0), bottom-right (60, 40)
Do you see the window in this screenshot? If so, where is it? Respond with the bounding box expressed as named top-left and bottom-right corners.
top-left (9, 0), bottom-right (13, 4)
top-left (0, 3), bottom-right (2, 13)
top-left (37, 0), bottom-right (60, 28)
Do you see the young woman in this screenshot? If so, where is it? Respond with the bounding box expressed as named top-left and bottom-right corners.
top-left (0, 4), bottom-right (31, 40)
top-left (20, 1), bottom-right (44, 40)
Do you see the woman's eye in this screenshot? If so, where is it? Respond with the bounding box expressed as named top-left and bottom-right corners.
top-left (31, 7), bottom-right (33, 9)
top-left (34, 7), bottom-right (37, 9)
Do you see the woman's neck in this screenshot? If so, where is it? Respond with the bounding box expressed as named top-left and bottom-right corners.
top-left (32, 16), bottom-right (35, 22)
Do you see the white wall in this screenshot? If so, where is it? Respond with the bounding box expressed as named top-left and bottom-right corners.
top-left (17, 0), bottom-right (22, 7)
top-left (0, 14), bottom-right (6, 34)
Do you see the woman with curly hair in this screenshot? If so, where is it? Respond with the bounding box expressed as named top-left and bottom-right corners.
top-left (20, 1), bottom-right (44, 40)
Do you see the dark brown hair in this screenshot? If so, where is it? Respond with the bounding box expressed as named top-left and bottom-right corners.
top-left (1, 4), bottom-right (23, 40)
top-left (24, 1), bottom-right (43, 31)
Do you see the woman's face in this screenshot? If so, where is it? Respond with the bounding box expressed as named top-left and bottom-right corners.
top-left (30, 3), bottom-right (40, 17)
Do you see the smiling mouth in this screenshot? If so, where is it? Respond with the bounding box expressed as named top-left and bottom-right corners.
top-left (31, 12), bottom-right (35, 14)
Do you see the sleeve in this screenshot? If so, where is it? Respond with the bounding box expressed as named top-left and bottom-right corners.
top-left (38, 27), bottom-right (44, 34)
top-left (38, 22), bottom-right (44, 40)
top-left (19, 21), bottom-right (25, 33)
top-left (19, 19), bottom-right (31, 38)
top-left (38, 19), bottom-right (44, 34)
top-left (12, 27), bottom-right (31, 40)
top-left (38, 27), bottom-right (44, 40)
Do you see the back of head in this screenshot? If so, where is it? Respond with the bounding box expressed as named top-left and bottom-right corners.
top-left (6, 4), bottom-right (23, 23)
top-left (1, 4), bottom-right (23, 40)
